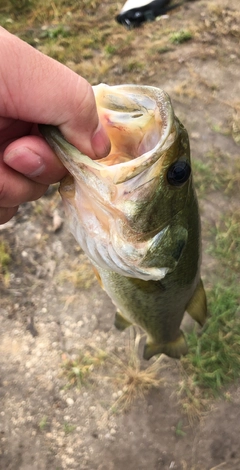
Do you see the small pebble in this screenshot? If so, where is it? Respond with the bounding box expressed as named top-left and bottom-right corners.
top-left (66, 398), bottom-right (74, 406)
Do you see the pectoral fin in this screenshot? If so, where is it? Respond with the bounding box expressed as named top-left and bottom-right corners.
top-left (141, 225), bottom-right (188, 273)
top-left (143, 330), bottom-right (188, 360)
top-left (186, 278), bottom-right (207, 326)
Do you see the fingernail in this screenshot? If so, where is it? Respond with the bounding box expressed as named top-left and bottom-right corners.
top-left (91, 123), bottom-right (111, 159)
top-left (4, 147), bottom-right (46, 177)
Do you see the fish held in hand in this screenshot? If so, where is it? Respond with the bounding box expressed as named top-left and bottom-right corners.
top-left (40, 84), bottom-right (207, 360)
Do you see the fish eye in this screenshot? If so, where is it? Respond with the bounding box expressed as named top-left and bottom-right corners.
top-left (167, 161), bottom-right (191, 187)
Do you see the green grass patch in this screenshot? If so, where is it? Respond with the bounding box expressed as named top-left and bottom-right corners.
top-left (40, 24), bottom-right (71, 40)
top-left (61, 348), bottom-right (107, 389)
top-left (0, 238), bottom-right (11, 287)
top-left (104, 44), bottom-right (117, 56)
top-left (192, 149), bottom-right (240, 197)
top-left (180, 206), bottom-right (240, 417)
top-left (63, 422), bottom-right (76, 434)
top-left (181, 284), bottom-right (240, 418)
top-left (184, 285), bottom-right (240, 392)
top-left (125, 60), bottom-right (144, 73)
top-left (39, 416), bottom-right (49, 431)
top-left (208, 210), bottom-right (240, 273)
top-left (169, 29), bottom-right (192, 44)
top-left (175, 420), bottom-right (186, 438)
top-left (157, 46), bottom-right (174, 54)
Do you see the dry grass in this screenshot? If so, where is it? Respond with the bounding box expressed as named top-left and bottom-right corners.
top-left (108, 329), bottom-right (164, 413)
top-left (58, 255), bottom-right (96, 289)
top-left (60, 328), bottom-right (165, 413)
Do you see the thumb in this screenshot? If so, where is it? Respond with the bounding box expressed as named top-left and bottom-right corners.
top-left (0, 27), bottom-right (110, 159)
top-left (58, 75), bottom-right (111, 159)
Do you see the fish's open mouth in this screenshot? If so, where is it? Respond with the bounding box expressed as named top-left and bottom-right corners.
top-left (93, 84), bottom-right (174, 166)
top-left (40, 85), bottom-right (176, 186)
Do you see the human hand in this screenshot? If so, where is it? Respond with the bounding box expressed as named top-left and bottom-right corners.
top-left (0, 27), bottom-right (110, 224)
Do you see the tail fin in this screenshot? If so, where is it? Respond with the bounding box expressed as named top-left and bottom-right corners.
top-left (143, 330), bottom-right (188, 360)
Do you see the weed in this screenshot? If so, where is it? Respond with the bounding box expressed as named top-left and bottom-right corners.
top-left (105, 44), bottom-right (117, 55)
top-left (125, 60), bottom-right (144, 73)
top-left (210, 122), bottom-right (230, 136)
top-left (175, 420), bottom-right (186, 438)
top-left (61, 348), bottom-right (107, 389)
top-left (63, 422), bottom-right (76, 434)
top-left (40, 25), bottom-right (71, 40)
top-left (0, 238), bottom-right (11, 287)
top-left (39, 416), bottom-right (49, 431)
top-left (157, 46), bottom-right (173, 54)
top-left (169, 30), bottom-right (192, 44)
top-left (32, 200), bottom-right (44, 216)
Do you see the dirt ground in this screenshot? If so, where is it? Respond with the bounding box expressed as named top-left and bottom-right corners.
top-left (1, 0), bottom-right (240, 469)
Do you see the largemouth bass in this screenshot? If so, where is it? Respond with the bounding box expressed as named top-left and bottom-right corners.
top-left (40, 84), bottom-right (207, 360)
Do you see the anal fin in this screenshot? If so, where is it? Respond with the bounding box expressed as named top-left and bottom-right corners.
top-left (114, 311), bottom-right (132, 331)
top-left (143, 330), bottom-right (188, 360)
top-left (186, 278), bottom-right (207, 327)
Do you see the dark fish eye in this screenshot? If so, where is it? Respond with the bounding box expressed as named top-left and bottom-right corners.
top-left (167, 161), bottom-right (191, 187)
